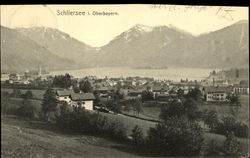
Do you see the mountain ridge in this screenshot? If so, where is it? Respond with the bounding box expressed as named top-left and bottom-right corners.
top-left (1, 20), bottom-right (249, 72)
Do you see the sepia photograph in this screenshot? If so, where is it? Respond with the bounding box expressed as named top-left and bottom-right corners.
top-left (1, 4), bottom-right (249, 158)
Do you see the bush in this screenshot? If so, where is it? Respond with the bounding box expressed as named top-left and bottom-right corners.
top-left (11, 88), bottom-right (22, 98)
top-left (147, 117), bottom-right (204, 156)
top-left (205, 140), bottom-right (220, 156)
top-left (202, 110), bottom-right (219, 131)
top-left (107, 120), bottom-right (127, 140)
top-left (17, 99), bottom-right (35, 119)
top-left (223, 132), bottom-right (242, 156)
top-left (56, 107), bottom-right (127, 140)
top-left (215, 116), bottom-right (248, 138)
top-left (131, 125), bottom-right (144, 146)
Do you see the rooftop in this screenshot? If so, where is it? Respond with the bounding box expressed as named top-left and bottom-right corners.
top-left (70, 92), bottom-right (95, 101)
top-left (56, 90), bottom-right (72, 96)
top-left (203, 86), bottom-right (231, 93)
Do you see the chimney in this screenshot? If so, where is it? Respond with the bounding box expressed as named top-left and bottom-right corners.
top-left (213, 77), bottom-right (215, 87)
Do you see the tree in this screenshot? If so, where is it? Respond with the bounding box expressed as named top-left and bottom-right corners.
top-left (124, 101), bottom-right (132, 112)
top-left (202, 110), bottom-right (219, 131)
top-left (1, 92), bottom-right (11, 114)
top-left (41, 87), bottom-right (58, 121)
top-left (185, 87), bottom-right (202, 101)
top-left (141, 90), bottom-right (154, 102)
top-left (147, 117), bottom-right (204, 156)
top-left (131, 125), bottom-right (144, 146)
top-left (93, 90), bottom-right (101, 106)
top-left (24, 90), bottom-right (33, 99)
top-left (107, 100), bottom-right (121, 114)
top-left (228, 94), bottom-right (241, 112)
top-left (132, 98), bottom-right (143, 117)
top-left (11, 88), bottom-right (22, 98)
top-left (159, 99), bottom-right (185, 120)
top-left (177, 89), bottom-right (184, 97)
top-left (17, 98), bottom-right (35, 119)
top-left (183, 98), bottom-right (199, 123)
top-left (73, 86), bottom-right (80, 93)
top-left (112, 89), bottom-right (124, 101)
top-left (52, 74), bottom-right (72, 88)
top-left (59, 101), bottom-right (71, 116)
top-left (206, 140), bottom-right (219, 156)
top-left (223, 131), bottom-right (241, 156)
top-left (79, 80), bottom-right (93, 93)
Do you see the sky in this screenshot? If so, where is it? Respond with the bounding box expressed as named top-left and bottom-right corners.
top-left (1, 5), bottom-right (248, 47)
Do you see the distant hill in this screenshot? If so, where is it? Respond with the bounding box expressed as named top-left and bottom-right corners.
top-left (1, 20), bottom-right (249, 73)
top-left (16, 27), bottom-right (99, 68)
top-left (98, 21), bottom-right (249, 69)
top-left (1, 26), bottom-right (76, 73)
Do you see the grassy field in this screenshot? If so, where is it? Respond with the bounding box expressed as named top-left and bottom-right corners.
top-left (2, 88), bottom-right (249, 157)
top-left (91, 111), bottom-right (156, 136)
top-left (1, 115), bottom-right (147, 158)
top-left (2, 113), bottom-right (248, 158)
top-left (1, 88), bottom-right (45, 100)
top-left (92, 111), bottom-right (249, 155)
top-left (142, 95), bottom-right (249, 124)
top-left (198, 95), bottom-right (249, 124)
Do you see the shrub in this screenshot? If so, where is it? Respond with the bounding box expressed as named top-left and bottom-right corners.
top-left (215, 116), bottom-right (248, 138)
top-left (56, 106), bottom-right (127, 140)
top-left (131, 125), bottom-right (144, 146)
top-left (41, 87), bottom-right (58, 121)
top-left (17, 99), bottom-right (35, 119)
top-left (223, 132), bottom-right (242, 156)
top-left (202, 110), bottom-right (219, 131)
top-left (206, 140), bottom-right (220, 156)
top-left (107, 120), bottom-right (127, 140)
top-left (147, 117), bottom-right (204, 156)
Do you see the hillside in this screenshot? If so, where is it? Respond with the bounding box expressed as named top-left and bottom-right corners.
top-left (1, 26), bottom-right (76, 73)
top-left (98, 21), bottom-right (249, 69)
top-left (1, 20), bottom-right (249, 72)
top-left (16, 27), bottom-right (99, 68)
top-left (1, 116), bottom-right (140, 158)
top-left (98, 24), bottom-right (194, 67)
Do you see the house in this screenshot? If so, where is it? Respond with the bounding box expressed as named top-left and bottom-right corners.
top-left (56, 90), bottom-right (95, 110)
top-left (96, 87), bottom-right (110, 95)
top-left (233, 81), bottom-right (249, 95)
top-left (9, 73), bottom-right (21, 82)
top-left (56, 90), bottom-right (72, 104)
top-left (156, 94), bottom-right (177, 102)
top-left (127, 90), bottom-right (143, 98)
top-left (202, 86), bottom-right (231, 102)
top-left (70, 92), bottom-right (95, 110)
top-left (1, 73), bottom-right (9, 82)
top-left (151, 85), bottom-right (169, 98)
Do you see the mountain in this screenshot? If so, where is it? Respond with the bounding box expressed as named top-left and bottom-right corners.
top-left (1, 26), bottom-right (76, 73)
top-left (184, 20), bottom-right (249, 68)
top-left (98, 21), bottom-right (249, 69)
top-left (1, 20), bottom-right (248, 73)
top-left (98, 24), bottom-right (194, 67)
top-left (16, 27), bottom-right (99, 68)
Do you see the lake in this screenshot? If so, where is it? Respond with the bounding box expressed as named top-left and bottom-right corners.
top-left (50, 67), bottom-right (216, 81)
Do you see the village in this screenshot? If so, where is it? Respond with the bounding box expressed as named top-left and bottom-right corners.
top-left (1, 68), bottom-right (249, 106)
top-left (1, 68), bottom-right (249, 157)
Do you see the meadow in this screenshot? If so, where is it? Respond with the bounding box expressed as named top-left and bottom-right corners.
top-left (1, 88), bottom-right (249, 157)
top-left (142, 95), bottom-right (249, 124)
top-left (1, 115), bottom-right (144, 158)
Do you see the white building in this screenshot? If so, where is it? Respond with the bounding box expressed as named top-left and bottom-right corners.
top-left (70, 93), bottom-right (95, 110)
top-left (203, 86), bottom-right (231, 102)
top-left (56, 90), bottom-right (95, 110)
top-left (1, 73), bottom-right (9, 82)
top-left (56, 90), bottom-right (72, 104)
